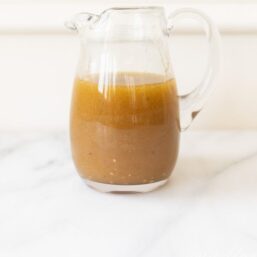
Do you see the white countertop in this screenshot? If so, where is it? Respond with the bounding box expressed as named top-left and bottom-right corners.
top-left (1, 131), bottom-right (257, 257)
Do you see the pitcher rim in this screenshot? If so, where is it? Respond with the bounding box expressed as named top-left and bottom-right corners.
top-left (103, 6), bottom-right (164, 13)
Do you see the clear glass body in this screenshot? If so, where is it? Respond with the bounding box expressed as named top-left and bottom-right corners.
top-left (67, 7), bottom-right (220, 192)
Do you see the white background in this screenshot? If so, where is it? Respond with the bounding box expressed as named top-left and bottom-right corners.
top-left (0, 0), bottom-right (257, 131)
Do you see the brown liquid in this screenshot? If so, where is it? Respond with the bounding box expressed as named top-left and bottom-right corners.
top-left (70, 72), bottom-right (180, 185)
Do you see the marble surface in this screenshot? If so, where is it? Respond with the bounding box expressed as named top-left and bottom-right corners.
top-left (1, 131), bottom-right (257, 257)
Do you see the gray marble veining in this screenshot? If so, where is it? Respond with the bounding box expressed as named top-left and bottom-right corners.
top-left (1, 131), bottom-right (257, 257)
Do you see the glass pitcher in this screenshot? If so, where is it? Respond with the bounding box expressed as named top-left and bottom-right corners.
top-left (66, 6), bottom-right (220, 193)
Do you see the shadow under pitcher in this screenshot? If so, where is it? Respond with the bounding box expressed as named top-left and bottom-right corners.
top-left (66, 6), bottom-right (221, 193)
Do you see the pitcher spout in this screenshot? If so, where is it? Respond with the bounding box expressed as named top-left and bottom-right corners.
top-left (65, 12), bottom-right (100, 31)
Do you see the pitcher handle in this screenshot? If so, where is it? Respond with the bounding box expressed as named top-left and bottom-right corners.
top-left (168, 8), bottom-right (221, 130)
